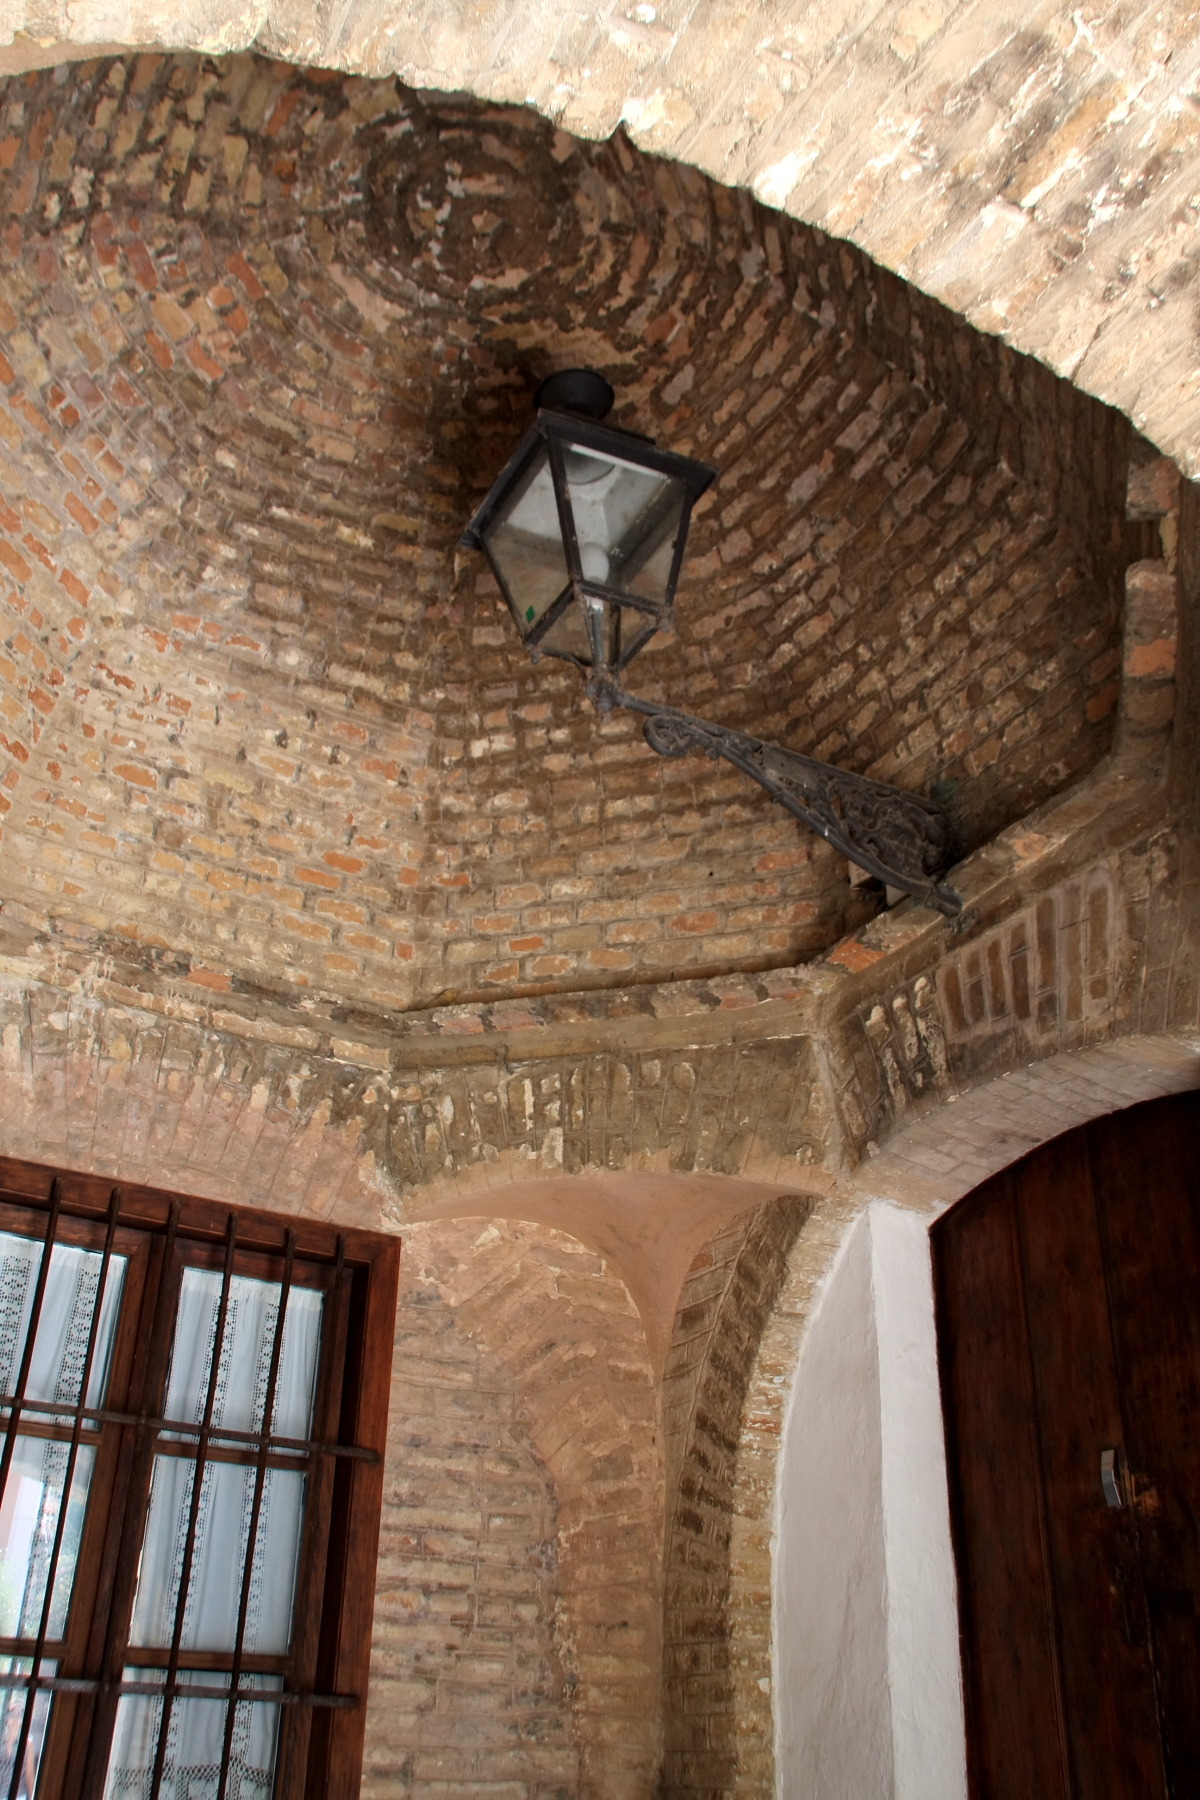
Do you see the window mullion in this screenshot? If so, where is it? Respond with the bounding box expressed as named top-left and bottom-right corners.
top-left (0, 1177), bottom-right (64, 1512)
top-left (272, 1236), bottom-right (350, 1795)
top-left (71, 1207), bottom-right (180, 1800)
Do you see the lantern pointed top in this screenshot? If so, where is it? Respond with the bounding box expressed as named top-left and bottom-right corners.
top-left (535, 368), bottom-right (615, 420)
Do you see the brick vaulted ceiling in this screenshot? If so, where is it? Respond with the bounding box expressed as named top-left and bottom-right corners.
top-left (0, 53), bottom-right (1136, 1018)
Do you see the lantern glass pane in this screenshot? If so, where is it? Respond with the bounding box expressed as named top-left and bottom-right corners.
top-left (564, 445), bottom-right (688, 608)
top-left (481, 444), bottom-right (569, 634)
top-left (538, 600), bottom-right (657, 671)
top-left (539, 602), bottom-right (595, 666)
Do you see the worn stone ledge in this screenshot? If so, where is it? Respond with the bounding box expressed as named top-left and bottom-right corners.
top-left (0, 753), bottom-right (1173, 1080)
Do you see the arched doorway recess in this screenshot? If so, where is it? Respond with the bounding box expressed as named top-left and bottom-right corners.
top-left (768, 1048), bottom-right (1200, 1800)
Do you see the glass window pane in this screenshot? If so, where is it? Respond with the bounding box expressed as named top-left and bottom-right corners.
top-left (539, 600), bottom-right (595, 665)
top-left (163, 1272), bottom-right (324, 1445)
top-left (0, 1656), bottom-right (55, 1800)
top-left (481, 445), bottom-right (569, 632)
top-left (130, 1459), bottom-right (306, 1655)
top-left (104, 1669), bottom-right (282, 1800)
top-left (0, 1439), bottom-right (93, 1639)
top-left (616, 607), bottom-right (658, 667)
top-left (129, 1454), bottom-right (307, 1648)
top-left (0, 1232), bottom-right (126, 1411)
top-left (563, 445), bottom-right (686, 607)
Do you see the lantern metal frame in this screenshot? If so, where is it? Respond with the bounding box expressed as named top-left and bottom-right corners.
top-left (462, 372), bottom-right (963, 918)
top-left (461, 406), bottom-right (717, 675)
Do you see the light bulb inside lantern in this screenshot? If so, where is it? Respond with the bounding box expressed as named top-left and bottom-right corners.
top-left (580, 542), bottom-right (610, 583)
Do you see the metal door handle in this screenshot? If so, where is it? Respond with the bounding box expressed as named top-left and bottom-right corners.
top-left (1101, 1447), bottom-right (1125, 1508)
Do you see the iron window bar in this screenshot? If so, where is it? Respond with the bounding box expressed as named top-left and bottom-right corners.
top-left (4, 1182), bottom-right (124, 1800)
top-left (217, 1225), bottom-right (297, 1800)
top-left (0, 1673), bottom-right (355, 1706)
top-left (0, 1395), bottom-right (377, 1461)
top-left (0, 1166), bottom-right (395, 1800)
top-left (147, 1207), bottom-right (238, 1800)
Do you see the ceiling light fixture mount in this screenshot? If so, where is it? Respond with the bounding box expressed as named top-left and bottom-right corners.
top-left (462, 369), bottom-right (961, 916)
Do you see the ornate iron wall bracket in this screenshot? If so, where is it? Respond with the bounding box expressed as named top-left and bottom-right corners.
top-left (590, 678), bottom-right (963, 917)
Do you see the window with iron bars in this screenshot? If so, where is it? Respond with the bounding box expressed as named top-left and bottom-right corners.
top-left (0, 1154), bottom-right (399, 1800)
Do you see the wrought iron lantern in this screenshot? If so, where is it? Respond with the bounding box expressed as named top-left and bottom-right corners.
top-left (463, 370), bottom-right (961, 916)
top-left (461, 369), bottom-right (714, 680)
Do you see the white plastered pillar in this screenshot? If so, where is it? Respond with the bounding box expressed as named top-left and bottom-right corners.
top-left (773, 1202), bottom-right (967, 1800)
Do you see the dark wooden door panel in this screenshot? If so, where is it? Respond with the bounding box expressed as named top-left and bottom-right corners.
top-left (1012, 1126), bottom-right (1165, 1798)
top-left (1090, 1095), bottom-right (1200, 1797)
top-left (934, 1090), bottom-right (1200, 1800)
top-left (934, 1174), bottom-right (1071, 1800)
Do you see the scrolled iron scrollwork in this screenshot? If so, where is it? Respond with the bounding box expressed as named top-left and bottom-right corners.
top-left (642, 712), bottom-right (711, 760)
top-left (602, 685), bottom-right (962, 917)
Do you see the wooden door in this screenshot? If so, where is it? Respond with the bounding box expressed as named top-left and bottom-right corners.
top-left (933, 1090), bottom-right (1200, 1800)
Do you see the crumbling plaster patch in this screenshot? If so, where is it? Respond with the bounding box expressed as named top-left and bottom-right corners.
top-left (3, 5), bottom-right (1200, 477)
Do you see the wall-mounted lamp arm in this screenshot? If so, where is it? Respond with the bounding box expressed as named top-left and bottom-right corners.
top-left (589, 676), bottom-right (963, 917)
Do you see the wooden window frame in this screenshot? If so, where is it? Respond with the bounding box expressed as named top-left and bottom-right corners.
top-left (0, 1153), bottom-right (400, 1800)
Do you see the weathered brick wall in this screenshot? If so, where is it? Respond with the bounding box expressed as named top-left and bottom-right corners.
top-left (401, 1217), bottom-right (662, 1800)
top-left (0, 55), bottom-right (1134, 1017)
top-left (659, 1197), bottom-right (811, 1798)
top-left (368, 1257), bottom-right (580, 1799)
top-left (827, 828), bottom-right (1198, 1162)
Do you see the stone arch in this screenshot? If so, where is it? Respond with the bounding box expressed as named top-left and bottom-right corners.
top-left (0, 13), bottom-right (1197, 483)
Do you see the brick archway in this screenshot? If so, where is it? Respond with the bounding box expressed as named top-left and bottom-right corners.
top-left (0, 17), bottom-right (1194, 1800)
top-left (376, 1214), bottom-right (662, 1800)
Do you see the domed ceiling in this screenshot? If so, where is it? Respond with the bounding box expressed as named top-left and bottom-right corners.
top-left (0, 53), bottom-right (1134, 1018)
